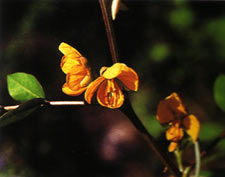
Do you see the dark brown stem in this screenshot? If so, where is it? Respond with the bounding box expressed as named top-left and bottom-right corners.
top-left (99, 0), bottom-right (119, 63)
top-left (121, 98), bottom-right (182, 177)
top-left (99, 0), bottom-right (180, 176)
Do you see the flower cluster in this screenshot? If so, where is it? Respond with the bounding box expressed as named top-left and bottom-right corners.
top-left (59, 42), bottom-right (139, 109)
top-left (156, 92), bottom-right (200, 152)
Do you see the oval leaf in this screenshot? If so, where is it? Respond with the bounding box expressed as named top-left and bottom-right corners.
top-left (7, 72), bottom-right (45, 102)
top-left (214, 74), bottom-right (225, 112)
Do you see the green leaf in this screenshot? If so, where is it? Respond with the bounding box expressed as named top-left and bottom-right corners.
top-left (214, 74), bottom-right (225, 112)
top-left (7, 72), bottom-right (45, 102)
top-left (0, 98), bottom-right (45, 127)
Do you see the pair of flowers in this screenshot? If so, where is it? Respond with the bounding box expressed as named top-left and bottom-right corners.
top-left (59, 42), bottom-right (139, 109)
top-left (157, 92), bottom-right (200, 152)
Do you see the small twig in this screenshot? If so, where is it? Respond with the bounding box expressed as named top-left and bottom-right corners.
top-left (46, 100), bottom-right (85, 106)
top-left (174, 149), bottom-right (184, 172)
top-left (188, 130), bottom-right (225, 174)
top-left (2, 105), bottom-right (20, 111)
top-left (1, 100), bottom-right (85, 111)
top-left (99, 0), bottom-right (119, 63)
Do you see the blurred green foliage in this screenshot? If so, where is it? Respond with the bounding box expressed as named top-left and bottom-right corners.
top-left (169, 7), bottom-right (194, 29)
top-left (150, 43), bottom-right (169, 62)
top-left (199, 122), bottom-right (224, 142)
top-left (207, 18), bottom-right (225, 59)
top-left (214, 74), bottom-right (225, 112)
top-left (131, 88), bottom-right (164, 138)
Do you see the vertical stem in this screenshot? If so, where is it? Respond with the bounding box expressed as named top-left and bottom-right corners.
top-left (99, 1), bottom-right (181, 176)
top-left (182, 166), bottom-right (191, 177)
top-left (194, 141), bottom-right (201, 177)
top-left (99, 0), bottom-right (119, 63)
top-left (174, 149), bottom-right (184, 172)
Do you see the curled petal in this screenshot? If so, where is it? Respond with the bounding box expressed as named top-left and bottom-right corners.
top-left (85, 76), bottom-right (105, 104)
top-left (100, 66), bottom-right (108, 75)
top-left (102, 63), bottom-right (138, 91)
top-left (117, 67), bottom-right (138, 91)
top-left (183, 114), bottom-right (200, 142)
top-left (62, 83), bottom-right (86, 96)
top-left (67, 71), bottom-right (90, 89)
top-left (61, 56), bottom-right (88, 74)
top-left (156, 92), bottom-right (187, 124)
top-left (102, 63), bottom-right (125, 79)
top-left (166, 123), bottom-right (184, 141)
top-left (168, 142), bottom-right (178, 152)
top-left (97, 79), bottom-right (124, 109)
top-left (59, 42), bottom-right (82, 57)
top-left (166, 92), bottom-right (187, 116)
top-left (63, 71), bottom-right (91, 96)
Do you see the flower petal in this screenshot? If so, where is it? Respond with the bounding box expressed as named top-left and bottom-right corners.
top-left (97, 79), bottom-right (124, 109)
top-left (102, 63), bottom-right (124, 79)
top-left (156, 100), bottom-right (176, 124)
top-left (156, 92), bottom-right (187, 124)
top-left (67, 71), bottom-right (90, 90)
top-left (166, 123), bottom-right (184, 141)
top-left (62, 83), bottom-right (86, 96)
top-left (102, 63), bottom-right (139, 91)
top-left (100, 66), bottom-right (108, 75)
top-left (168, 142), bottom-right (178, 152)
top-left (117, 66), bottom-right (139, 91)
top-left (183, 114), bottom-right (200, 142)
top-left (59, 42), bottom-right (82, 57)
top-left (85, 76), bottom-right (105, 104)
top-left (167, 92), bottom-right (187, 116)
top-left (61, 55), bottom-right (88, 74)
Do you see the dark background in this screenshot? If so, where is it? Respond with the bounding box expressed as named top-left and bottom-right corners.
top-left (0, 0), bottom-right (225, 176)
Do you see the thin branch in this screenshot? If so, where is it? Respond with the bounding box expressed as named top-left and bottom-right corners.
top-left (1, 100), bottom-right (85, 111)
top-left (99, 0), bottom-right (119, 63)
top-left (121, 98), bottom-right (182, 177)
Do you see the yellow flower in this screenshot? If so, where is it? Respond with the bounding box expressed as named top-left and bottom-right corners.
top-left (85, 63), bottom-right (138, 109)
top-left (156, 92), bottom-right (200, 152)
top-left (59, 42), bottom-right (92, 96)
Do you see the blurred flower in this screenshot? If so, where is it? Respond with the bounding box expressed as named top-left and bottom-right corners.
top-left (59, 42), bottom-right (92, 96)
top-left (85, 63), bottom-right (138, 109)
top-left (156, 92), bottom-right (200, 152)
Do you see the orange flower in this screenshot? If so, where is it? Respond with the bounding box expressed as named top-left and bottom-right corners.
top-left (156, 92), bottom-right (200, 152)
top-left (59, 42), bottom-right (92, 96)
top-left (85, 63), bottom-right (138, 109)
